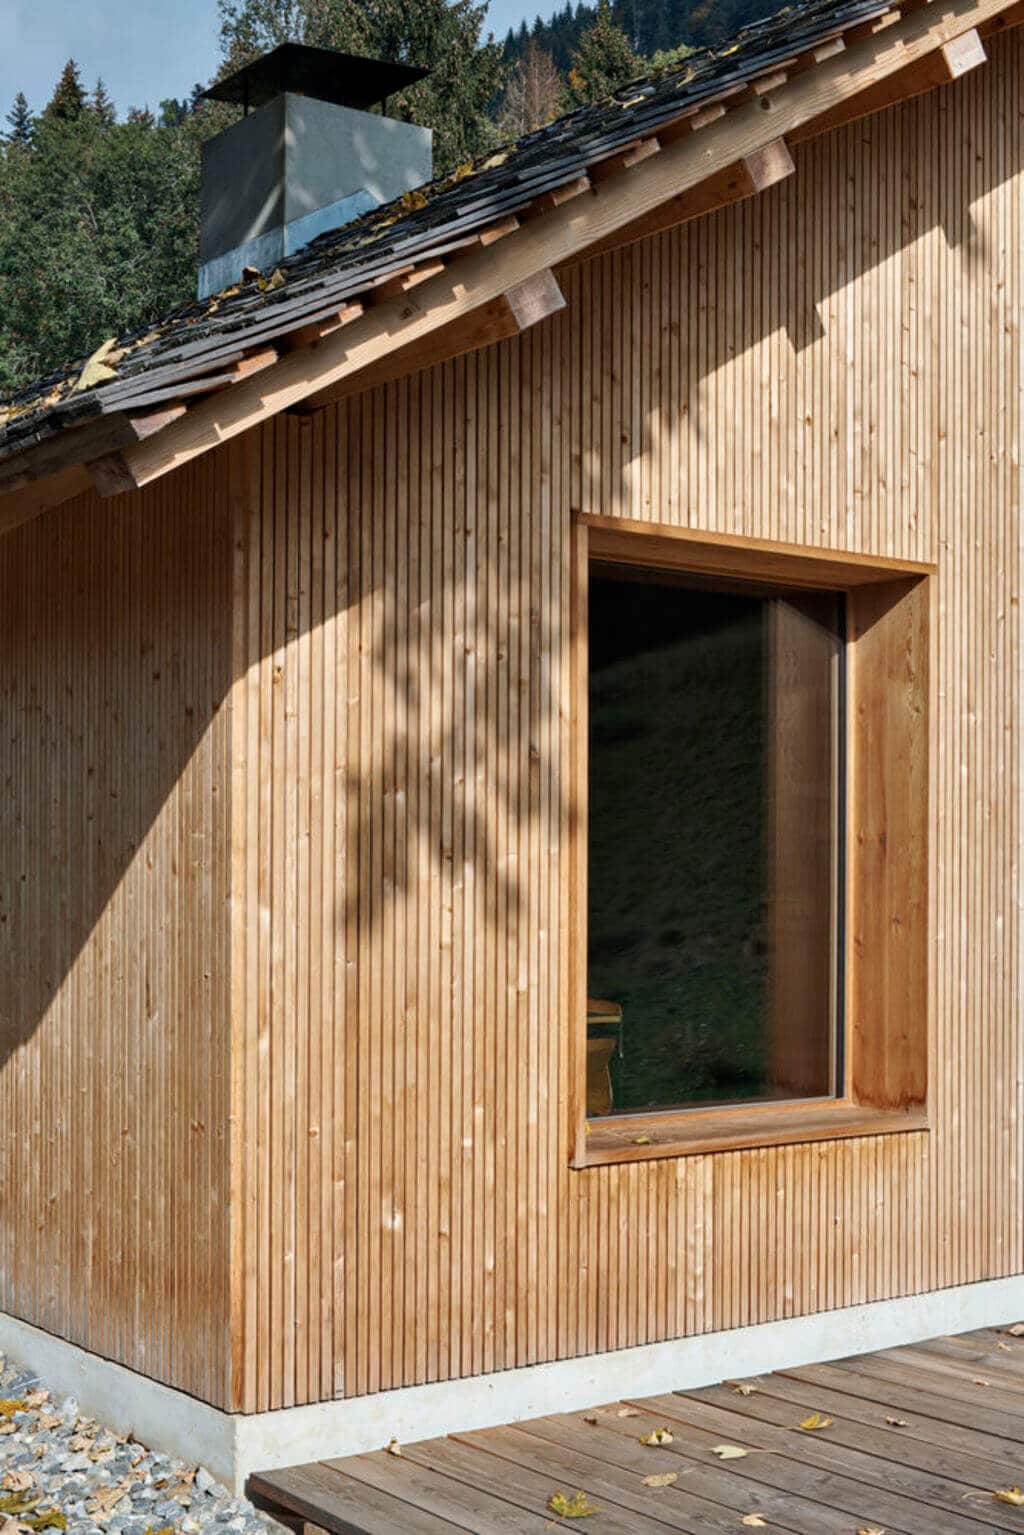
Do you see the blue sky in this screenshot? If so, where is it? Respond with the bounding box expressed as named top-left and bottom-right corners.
top-left (0, 0), bottom-right (532, 121)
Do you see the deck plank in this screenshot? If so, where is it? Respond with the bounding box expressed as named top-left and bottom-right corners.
top-left (250, 1327), bottom-right (1024, 1534)
top-left (654, 1384), bottom-right (1024, 1531)
top-left (452, 1422), bottom-right (793, 1534)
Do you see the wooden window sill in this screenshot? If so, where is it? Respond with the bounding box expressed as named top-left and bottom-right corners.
top-left (573, 1101), bottom-right (929, 1167)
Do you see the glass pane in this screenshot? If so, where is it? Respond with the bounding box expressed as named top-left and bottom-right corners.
top-left (586, 562), bottom-right (843, 1117)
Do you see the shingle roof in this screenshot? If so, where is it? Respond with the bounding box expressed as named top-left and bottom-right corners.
top-left (0, 0), bottom-right (892, 468)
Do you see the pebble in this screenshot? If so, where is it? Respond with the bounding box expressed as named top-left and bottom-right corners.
top-left (0, 1355), bottom-right (286, 1535)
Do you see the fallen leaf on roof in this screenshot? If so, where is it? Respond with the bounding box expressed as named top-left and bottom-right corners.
top-left (0, 1401), bottom-right (26, 1420)
top-left (795, 1412), bottom-right (833, 1431)
top-left (86, 1484), bottom-right (129, 1516)
top-left (481, 151), bottom-right (508, 169)
top-left (885, 1416), bottom-right (908, 1427)
top-left (710, 1445), bottom-right (748, 1459)
top-left (0, 1498), bottom-right (40, 1517)
top-left (640, 1428), bottom-right (674, 1447)
top-left (740, 1516), bottom-right (766, 1527)
top-left (385, 1438), bottom-right (402, 1456)
top-left (257, 268), bottom-right (285, 293)
top-left (994, 1487), bottom-right (1024, 1506)
top-left (73, 339), bottom-right (120, 393)
top-left (549, 1490), bottom-right (599, 1518)
top-left (451, 162), bottom-right (474, 181)
top-left (1, 1476), bottom-right (33, 1495)
top-left (400, 188), bottom-right (427, 211)
top-left (641, 1472), bottom-right (677, 1488)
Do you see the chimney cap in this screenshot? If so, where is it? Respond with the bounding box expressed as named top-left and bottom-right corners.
top-left (201, 42), bottom-right (428, 114)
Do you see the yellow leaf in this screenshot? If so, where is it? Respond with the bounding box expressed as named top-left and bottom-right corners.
top-left (640, 1428), bottom-right (674, 1446)
top-left (710, 1445), bottom-right (748, 1460)
top-left (73, 339), bottom-right (119, 393)
top-left (632, 1135), bottom-right (652, 1145)
top-left (400, 188), bottom-right (428, 211)
top-left (257, 268), bottom-right (286, 293)
top-left (641, 1473), bottom-right (677, 1488)
top-left (0, 1401), bottom-right (26, 1420)
top-left (741, 1517), bottom-right (767, 1528)
top-left (885, 1416), bottom-right (907, 1427)
top-left (385, 1439), bottom-right (402, 1456)
top-left (23, 1514), bottom-right (67, 1532)
top-left (0, 1497), bottom-right (39, 1516)
top-left (548, 1490), bottom-right (599, 1517)
top-left (994, 1487), bottom-right (1024, 1506)
top-left (857, 1527), bottom-right (886, 1534)
top-left (796, 1412), bottom-right (833, 1431)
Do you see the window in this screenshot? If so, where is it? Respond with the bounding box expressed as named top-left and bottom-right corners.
top-left (586, 565), bottom-right (844, 1119)
top-left (571, 516), bottom-right (931, 1164)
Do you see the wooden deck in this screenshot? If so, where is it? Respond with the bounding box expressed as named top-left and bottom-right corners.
top-left (249, 1326), bottom-right (1024, 1533)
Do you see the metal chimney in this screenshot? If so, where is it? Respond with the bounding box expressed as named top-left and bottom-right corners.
top-left (197, 44), bottom-right (433, 298)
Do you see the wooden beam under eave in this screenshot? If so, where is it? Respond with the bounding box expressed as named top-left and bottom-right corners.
top-left (299, 269), bottom-right (567, 412)
top-left (790, 27), bottom-right (987, 143)
top-left (568, 138), bottom-right (795, 264)
top-left (0, 463), bottom-right (92, 538)
top-left (109, 0), bottom-right (1019, 493)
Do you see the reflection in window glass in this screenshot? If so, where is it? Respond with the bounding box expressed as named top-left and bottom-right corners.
top-left (586, 562), bottom-right (843, 1117)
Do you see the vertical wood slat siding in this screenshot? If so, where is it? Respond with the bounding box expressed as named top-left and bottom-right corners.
top-left (0, 456), bottom-right (235, 1408)
top-left (227, 32), bottom-right (1023, 1410)
top-left (0, 30), bottom-right (1021, 1415)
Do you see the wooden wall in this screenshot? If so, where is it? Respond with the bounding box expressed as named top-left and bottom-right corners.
top-left (0, 457), bottom-right (236, 1407)
top-left (1, 28), bottom-right (1022, 1416)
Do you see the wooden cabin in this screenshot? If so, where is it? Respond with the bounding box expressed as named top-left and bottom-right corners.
top-left (1, 0), bottom-right (1022, 1491)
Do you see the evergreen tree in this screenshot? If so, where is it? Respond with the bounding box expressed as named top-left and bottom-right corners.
top-left (43, 60), bottom-right (87, 124)
top-left (217, 0), bottom-right (507, 175)
top-left (90, 79), bottom-right (117, 128)
top-left (498, 40), bottom-right (562, 139)
top-left (4, 92), bottom-right (33, 146)
top-left (564, 0), bottom-right (640, 108)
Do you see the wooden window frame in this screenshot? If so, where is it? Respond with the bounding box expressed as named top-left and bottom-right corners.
top-left (570, 513), bottom-right (933, 1167)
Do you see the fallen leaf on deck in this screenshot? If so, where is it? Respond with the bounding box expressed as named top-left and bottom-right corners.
top-left (997, 1342), bottom-right (1012, 1352)
top-left (884, 1416), bottom-right (908, 1427)
top-left (710, 1445), bottom-right (748, 1460)
top-left (548, 1490), bottom-right (599, 1517)
top-left (581, 1414), bottom-right (598, 1425)
top-left (641, 1473), bottom-right (677, 1488)
top-left (796, 1412), bottom-right (833, 1431)
top-left (973, 1378), bottom-right (990, 1387)
top-left (857, 1527), bottom-right (885, 1534)
top-left (729, 1383), bottom-right (757, 1397)
top-left (1006, 1323), bottom-right (1024, 1337)
top-left (632, 1135), bottom-right (652, 1145)
top-left (994, 1487), bottom-right (1024, 1506)
top-left (1, 1478), bottom-right (33, 1495)
top-left (640, 1428), bottom-right (674, 1447)
top-left (617, 1407), bottom-right (639, 1418)
top-left (740, 1516), bottom-right (767, 1527)
top-left (385, 1439), bottom-right (402, 1457)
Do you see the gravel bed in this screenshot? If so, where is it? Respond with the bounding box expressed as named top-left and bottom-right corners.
top-left (0, 1357), bottom-right (284, 1535)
